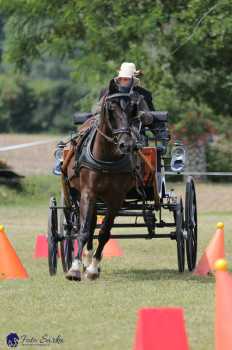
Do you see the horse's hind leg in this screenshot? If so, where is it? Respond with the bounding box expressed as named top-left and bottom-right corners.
top-left (66, 192), bottom-right (96, 281)
top-left (86, 208), bottom-right (117, 280)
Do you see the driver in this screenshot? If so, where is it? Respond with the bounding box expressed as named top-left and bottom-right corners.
top-left (99, 62), bottom-right (155, 111)
top-left (94, 62), bottom-right (158, 145)
top-left (98, 62), bottom-right (170, 155)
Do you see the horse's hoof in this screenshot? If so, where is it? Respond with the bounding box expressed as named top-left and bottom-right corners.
top-left (65, 269), bottom-right (81, 281)
top-left (85, 271), bottom-right (100, 280)
top-left (83, 266), bottom-right (100, 274)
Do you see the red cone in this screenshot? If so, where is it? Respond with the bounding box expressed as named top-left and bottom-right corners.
top-left (103, 239), bottom-right (123, 258)
top-left (34, 235), bottom-right (48, 258)
top-left (34, 234), bottom-right (60, 258)
top-left (73, 239), bottom-right (123, 258)
top-left (133, 308), bottom-right (189, 350)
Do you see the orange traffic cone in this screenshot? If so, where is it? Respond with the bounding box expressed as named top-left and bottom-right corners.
top-left (194, 222), bottom-right (224, 276)
top-left (103, 239), bottom-right (123, 258)
top-left (215, 259), bottom-right (232, 350)
top-left (0, 225), bottom-right (28, 280)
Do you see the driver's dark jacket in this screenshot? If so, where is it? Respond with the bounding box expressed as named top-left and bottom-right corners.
top-left (99, 79), bottom-right (155, 111)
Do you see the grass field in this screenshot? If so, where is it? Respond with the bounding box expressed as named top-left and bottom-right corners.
top-left (0, 176), bottom-right (232, 350)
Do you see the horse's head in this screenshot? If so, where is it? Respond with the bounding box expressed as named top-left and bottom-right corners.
top-left (102, 93), bottom-right (139, 155)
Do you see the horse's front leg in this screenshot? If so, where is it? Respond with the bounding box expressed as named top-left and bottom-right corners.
top-left (66, 191), bottom-right (96, 281)
top-left (82, 209), bottom-right (97, 271)
top-left (86, 207), bottom-right (118, 280)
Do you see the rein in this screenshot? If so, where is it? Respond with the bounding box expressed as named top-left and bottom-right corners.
top-left (96, 126), bottom-right (116, 144)
top-left (96, 126), bottom-right (131, 144)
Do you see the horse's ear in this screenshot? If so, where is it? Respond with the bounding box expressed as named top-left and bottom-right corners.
top-left (100, 96), bottom-right (106, 113)
top-left (108, 79), bottom-right (118, 95)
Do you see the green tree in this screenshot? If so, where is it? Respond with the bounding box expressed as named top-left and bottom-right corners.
top-left (0, 0), bottom-right (231, 133)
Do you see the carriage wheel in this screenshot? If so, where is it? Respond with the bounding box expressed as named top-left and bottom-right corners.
top-left (185, 177), bottom-right (198, 271)
top-left (60, 237), bottom-right (74, 272)
top-left (48, 197), bottom-right (58, 276)
top-left (59, 192), bottom-right (74, 273)
top-left (175, 197), bottom-right (185, 273)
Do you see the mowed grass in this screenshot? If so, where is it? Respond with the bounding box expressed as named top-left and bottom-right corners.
top-left (0, 176), bottom-right (232, 350)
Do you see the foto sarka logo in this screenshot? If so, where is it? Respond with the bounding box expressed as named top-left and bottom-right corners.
top-left (6, 333), bottom-right (19, 348)
top-left (5, 332), bottom-right (64, 347)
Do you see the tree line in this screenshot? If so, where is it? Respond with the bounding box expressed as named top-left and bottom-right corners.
top-left (0, 0), bottom-right (231, 172)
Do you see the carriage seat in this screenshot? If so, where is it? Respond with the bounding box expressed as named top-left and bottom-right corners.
top-left (150, 111), bottom-right (168, 122)
top-left (73, 112), bottom-right (93, 125)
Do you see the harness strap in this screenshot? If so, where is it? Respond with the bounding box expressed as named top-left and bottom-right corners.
top-left (61, 145), bottom-right (75, 175)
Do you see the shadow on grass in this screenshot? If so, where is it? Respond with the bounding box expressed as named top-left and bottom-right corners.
top-left (112, 268), bottom-right (215, 284)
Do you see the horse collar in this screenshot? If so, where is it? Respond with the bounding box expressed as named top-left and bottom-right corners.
top-left (77, 128), bottom-right (134, 174)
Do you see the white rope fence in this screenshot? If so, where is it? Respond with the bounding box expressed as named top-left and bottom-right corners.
top-left (0, 141), bottom-right (231, 176)
top-left (166, 172), bottom-right (232, 176)
top-left (0, 140), bottom-right (55, 152)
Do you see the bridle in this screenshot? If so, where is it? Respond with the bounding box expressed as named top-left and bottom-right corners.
top-left (96, 93), bottom-right (132, 145)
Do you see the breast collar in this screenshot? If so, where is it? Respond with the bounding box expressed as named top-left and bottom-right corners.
top-left (77, 128), bottom-right (134, 174)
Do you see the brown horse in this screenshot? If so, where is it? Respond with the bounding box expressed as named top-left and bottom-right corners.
top-left (65, 93), bottom-right (148, 281)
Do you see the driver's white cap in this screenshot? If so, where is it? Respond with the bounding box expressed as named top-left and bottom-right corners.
top-left (117, 62), bottom-right (139, 78)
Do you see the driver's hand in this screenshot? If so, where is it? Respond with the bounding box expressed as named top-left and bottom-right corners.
top-left (138, 111), bottom-right (153, 126)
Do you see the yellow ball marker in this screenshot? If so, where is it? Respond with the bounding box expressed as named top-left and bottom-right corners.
top-left (214, 259), bottom-right (228, 272)
top-left (217, 222), bottom-right (224, 229)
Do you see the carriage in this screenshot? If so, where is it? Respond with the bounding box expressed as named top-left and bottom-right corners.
top-left (47, 109), bottom-right (197, 277)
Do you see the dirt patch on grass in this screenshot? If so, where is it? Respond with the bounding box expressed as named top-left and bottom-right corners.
top-left (171, 182), bottom-right (232, 213)
top-left (0, 133), bottom-right (61, 175)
